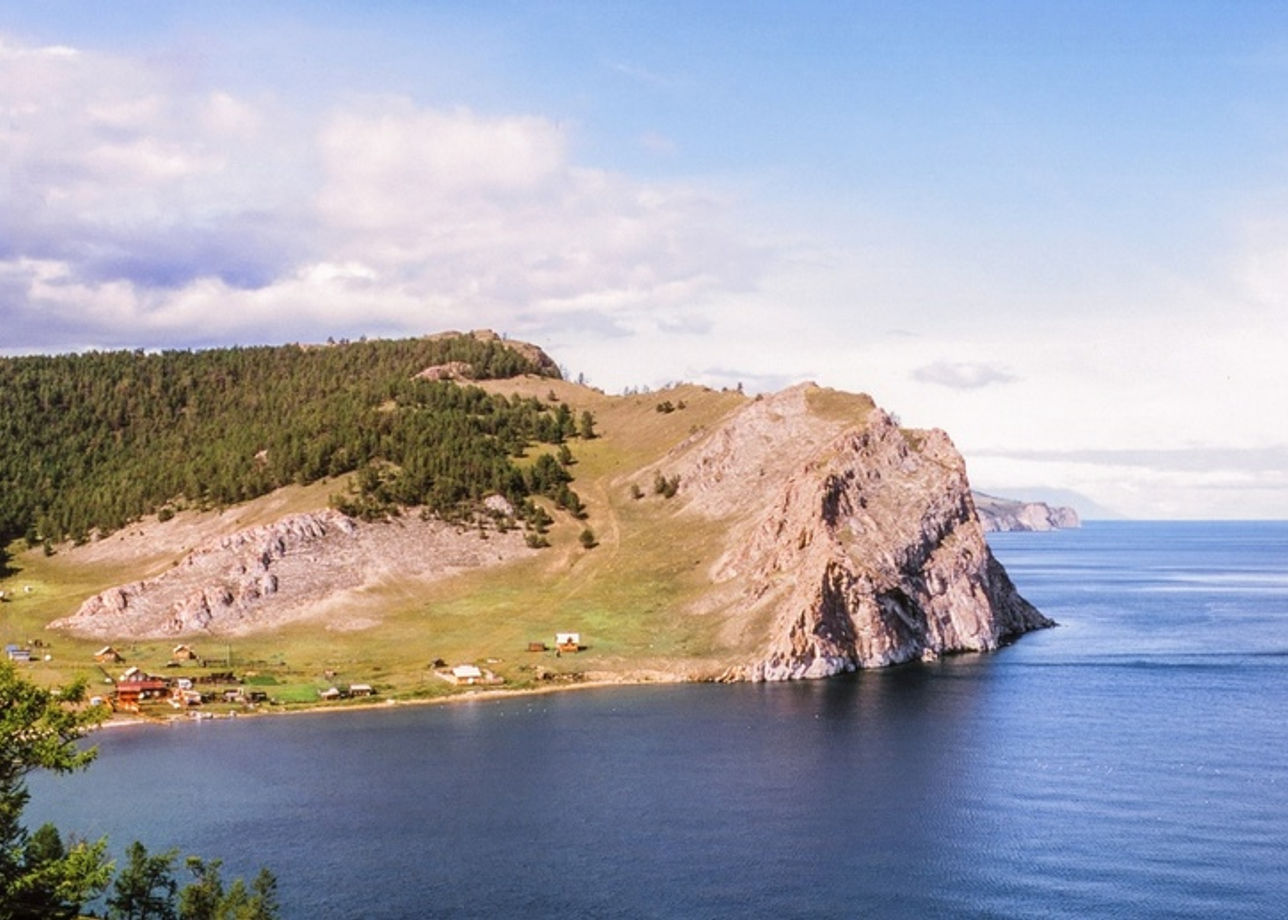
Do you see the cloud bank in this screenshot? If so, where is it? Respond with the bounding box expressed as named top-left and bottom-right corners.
top-left (0, 35), bottom-right (764, 352)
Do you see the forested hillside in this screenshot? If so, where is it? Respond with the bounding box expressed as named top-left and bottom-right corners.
top-left (0, 334), bottom-right (583, 558)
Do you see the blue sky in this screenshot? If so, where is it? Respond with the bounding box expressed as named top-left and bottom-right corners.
top-left (2, 1), bottom-right (1286, 518)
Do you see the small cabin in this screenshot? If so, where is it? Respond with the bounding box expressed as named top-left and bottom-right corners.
top-left (94, 646), bottom-right (123, 664)
top-left (348, 683), bottom-right (375, 697)
top-left (555, 632), bottom-right (581, 653)
top-left (450, 664), bottom-right (484, 685)
top-left (171, 644), bottom-right (198, 662)
top-left (319, 687), bottom-right (342, 701)
top-left (5, 644), bottom-right (31, 662)
top-left (174, 688), bottom-right (204, 707)
top-left (527, 642), bottom-right (549, 652)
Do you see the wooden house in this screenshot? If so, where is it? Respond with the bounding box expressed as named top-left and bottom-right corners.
top-left (348, 683), bottom-right (375, 697)
top-left (555, 632), bottom-right (581, 653)
top-left (527, 642), bottom-right (549, 652)
top-left (94, 646), bottom-right (123, 663)
top-left (450, 664), bottom-right (483, 685)
top-left (318, 687), bottom-right (342, 701)
top-left (115, 678), bottom-right (169, 707)
top-left (171, 644), bottom-right (198, 662)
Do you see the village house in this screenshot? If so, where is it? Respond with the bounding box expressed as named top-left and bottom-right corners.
top-left (5, 644), bottom-right (32, 662)
top-left (318, 687), bottom-right (342, 701)
top-left (348, 683), bottom-right (375, 697)
top-left (555, 632), bottom-right (581, 653)
top-left (94, 646), bottom-right (123, 663)
top-left (171, 644), bottom-right (198, 662)
top-left (172, 688), bottom-right (204, 707)
top-left (449, 664), bottom-right (483, 685)
top-left (115, 678), bottom-right (170, 709)
top-left (440, 664), bottom-right (503, 686)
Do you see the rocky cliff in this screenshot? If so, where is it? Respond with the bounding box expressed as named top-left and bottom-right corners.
top-left (50, 510), bottom-right (533, 638)
top-left (972, 492), bottom-right (1081, 532)
top-left (664, 385), bottom-right (1052, 680)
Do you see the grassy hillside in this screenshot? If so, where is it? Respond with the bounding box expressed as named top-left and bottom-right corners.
top-left (1, 372), bottom-right (764, 710)
top-left (0, 332), bottom-right (562, 551)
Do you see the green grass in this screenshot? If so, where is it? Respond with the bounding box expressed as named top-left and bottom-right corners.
top-left (4, 379), bottom-right (874, 708)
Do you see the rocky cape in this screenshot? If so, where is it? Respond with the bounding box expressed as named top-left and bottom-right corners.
top-left (659, 385), bottom-right (1052, 680)
top-left (44, 376), bottom-right (1052, 682)
top-left (972, 492), bottom-right (1081, 533)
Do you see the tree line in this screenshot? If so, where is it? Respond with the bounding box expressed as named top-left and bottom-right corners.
top-left (0, 335), bottom-right (593, 561)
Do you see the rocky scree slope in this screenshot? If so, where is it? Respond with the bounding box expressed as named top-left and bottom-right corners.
top-left (663, 384), bottom-right (1052, 680)
top-left (49, 509), bottom-right (533, 638)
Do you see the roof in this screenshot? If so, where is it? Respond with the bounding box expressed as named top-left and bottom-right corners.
top-left (117, 679), bottom-right (168, 691)
top-left (451, 664), bottom-right (483, 679)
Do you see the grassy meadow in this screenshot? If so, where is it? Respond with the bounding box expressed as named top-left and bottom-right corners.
top-left (0, 380), bottom-right (758, 716)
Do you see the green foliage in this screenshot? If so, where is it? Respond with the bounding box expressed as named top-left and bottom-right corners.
top-left (578, 527), bottom-right (597, 549)
top-left (0, 335), bottom-right (570, 546)
top-left (578, 410), bottom-right (597, 439)
top-left (629, 483), bottom-right (644, 500)
top-left (0, 663), bottom-right (280, 920)
top-left (108, 842), bottom-right (179, 920)
top-left (655, 400), bottom-right (675, 414)
top-left (0, 661), bottom-right (110, 919)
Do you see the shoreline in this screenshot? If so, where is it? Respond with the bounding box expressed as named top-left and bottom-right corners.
top-left (91, 672), bottom-right (693, 732)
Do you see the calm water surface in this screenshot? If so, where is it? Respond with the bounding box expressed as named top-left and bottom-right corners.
top-left (30, 522), bottom-right (1288, 918)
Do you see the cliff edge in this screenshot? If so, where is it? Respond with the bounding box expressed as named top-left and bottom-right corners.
top-left (662, 385), bottom-right (1052, 680)
top-left (973, 492), bottom-right (1081, 532)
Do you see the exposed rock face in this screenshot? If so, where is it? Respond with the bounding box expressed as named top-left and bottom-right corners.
top-left (50, 510), bottom-right (532, 638)
top-left (667, 385), bottom-right (1052, 681)
top-left (973, 492), bottom-right (1081, 532)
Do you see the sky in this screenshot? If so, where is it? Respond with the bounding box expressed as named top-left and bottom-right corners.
top-left (2, 1), bottom-right (1286, 519)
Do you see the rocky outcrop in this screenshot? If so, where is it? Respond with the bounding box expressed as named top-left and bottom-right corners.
top-left (972, 492), bottom-right (1081, 532)
top-left (50, 509), bottom-right (533, 638)
top-left (424, 328), bottom-right (561, 377)
top-left (666, 384), bottom-right (1052, 681)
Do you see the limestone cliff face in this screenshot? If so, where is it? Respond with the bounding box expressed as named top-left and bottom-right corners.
top-left (973, 492), bottom-right (1081, 532)
top-left (50, 510), bottom-right (532, 638)
top-left (667, 385), bottom-right (1052, 681)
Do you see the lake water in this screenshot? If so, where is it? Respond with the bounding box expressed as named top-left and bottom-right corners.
top-left (29, 522), bottom-right (1288, 918)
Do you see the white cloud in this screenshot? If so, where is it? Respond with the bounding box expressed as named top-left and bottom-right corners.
top-left (0, 34), bottom-right (771, 354)
top-left (911, 360), bottom-right (1018, 389)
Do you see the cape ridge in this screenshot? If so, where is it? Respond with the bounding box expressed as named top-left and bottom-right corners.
top-left (2, 332), bottom-right (1052, 699)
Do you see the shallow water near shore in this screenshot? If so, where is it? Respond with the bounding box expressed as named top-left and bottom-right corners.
top-left (30, 521), bottom-right (1288, 918)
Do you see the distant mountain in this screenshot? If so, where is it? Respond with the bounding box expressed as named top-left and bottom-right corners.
top-left (972, 492), bottom-right (1081, 532)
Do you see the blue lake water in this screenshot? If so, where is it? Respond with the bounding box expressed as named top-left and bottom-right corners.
top-left (29, 521), bottom-right (1288, 918)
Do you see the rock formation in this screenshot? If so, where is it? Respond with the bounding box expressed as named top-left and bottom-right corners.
top-left (972, 492), bottom-right (1081, 532)
top-left (663, 384), bottom-right (1052, 680)
top-left (50, 510), bottom-right (533, 638)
